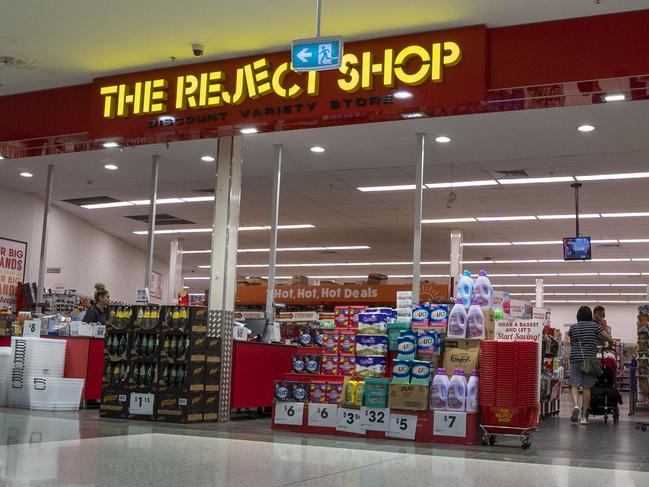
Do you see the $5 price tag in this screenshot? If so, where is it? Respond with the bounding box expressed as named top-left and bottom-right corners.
top-left (336, 407), bottom-right (365, 435)
top-left (308, 404), bottom-right (338, 428)
top-left (360, 407), bottom-right (389, 431)
top-left (274, 402), bottom-right (304, 425)
top-left (386, 413), bottom-right (418, 440)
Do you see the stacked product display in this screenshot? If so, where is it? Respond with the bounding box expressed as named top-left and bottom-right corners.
top-left (100, 305), bottom-right (220, 423)
top-left (631, 305), bottom-right (649, 414)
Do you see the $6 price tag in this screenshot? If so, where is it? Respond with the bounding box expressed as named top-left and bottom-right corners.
top-left (308, 404), bottom-right (338, 428)
top-left (274, 402), bottom-right (304, 425)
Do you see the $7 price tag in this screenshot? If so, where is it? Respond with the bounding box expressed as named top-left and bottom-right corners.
top-left (308, 404), bottom-right (338, 428)
top-left (274, 402), bottom-right (304, 425)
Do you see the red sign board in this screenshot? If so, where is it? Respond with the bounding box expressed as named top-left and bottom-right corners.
top-left (89, 26), bottom-right (486, 140)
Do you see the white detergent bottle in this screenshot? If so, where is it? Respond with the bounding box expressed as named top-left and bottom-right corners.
top-left (466, 369), bottom-right (479, 413)
top-left (473, 269), bottom-right (493, 308)
top-left (467, 298), bottom-right (485, 339)
top-left (456, 270), bottom-right (474, 308)
top-left (430, 368), bottom-right (450, 410)
top-left (447, 297), bottom-right (468, 338)
top-left (447, 368), bottom-right (468, 411)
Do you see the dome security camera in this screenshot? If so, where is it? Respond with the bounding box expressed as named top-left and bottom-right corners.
top-left (192, 43), bottom-right (204, 57)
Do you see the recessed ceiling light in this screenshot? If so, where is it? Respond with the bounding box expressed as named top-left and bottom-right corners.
top-left (104, 164), bottom-right (118, 170)
top-left (102, 141), bottom-right (119, 148)
top-left (19, 172), bottom-right (33, 178)
top-left (603, 93), bottom-right (626, 102)
top-left (310, 146), bottom-right (326, 153)
top-left (401, 112), bottom-right (427, 119)
top-left (82, 201), bottom-right (135, 209)
top-left (577, 124), bottom-right (595, 133)
top-left (158, 115), bottom-right (175, 123)
top-left (435, 136), bottom-right (451, 143)
top-left (201, 155), bottom-right (215, 162)
top-left (393, 90), bottom-right (413, 100)
top-left (240, 127), bottom-right (259, 134)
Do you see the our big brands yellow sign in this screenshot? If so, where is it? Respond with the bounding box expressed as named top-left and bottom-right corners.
top-left (99, 42), bottom-right (462, 119)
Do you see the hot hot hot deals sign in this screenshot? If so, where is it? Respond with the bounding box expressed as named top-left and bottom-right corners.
top-left (0, 238), bottom-right (27, 310)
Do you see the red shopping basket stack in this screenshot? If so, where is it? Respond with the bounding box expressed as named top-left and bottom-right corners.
top-left (480, 341), bottom-right (540, 430)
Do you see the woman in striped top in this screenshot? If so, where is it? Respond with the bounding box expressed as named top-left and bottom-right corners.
top-left (568, 306), bottom-right (613, 425)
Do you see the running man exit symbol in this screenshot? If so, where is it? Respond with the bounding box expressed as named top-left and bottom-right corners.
top-left (292, 37), bottom-right (343, 71)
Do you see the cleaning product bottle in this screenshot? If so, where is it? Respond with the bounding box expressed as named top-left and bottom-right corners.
top-left (448, 297), bottom-right (468, 338)
top-left (466, 369), bottom-right (479, 413)
top-left (430, 368), bottom-right (450, 410)
top-left (456, 270), bottom-right (474, 308)
top-left (473, 269), bottom-right (493, 308)
top-left (447, 369), bottom-right (468, 411)
top-left (467, 298), bottom-right (485, 339)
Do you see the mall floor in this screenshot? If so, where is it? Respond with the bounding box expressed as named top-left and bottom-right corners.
top-left (1, 394), bottom-right (648, 486)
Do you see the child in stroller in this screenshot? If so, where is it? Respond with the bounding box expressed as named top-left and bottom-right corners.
top-left (588, 352), bottom-right (622, 423)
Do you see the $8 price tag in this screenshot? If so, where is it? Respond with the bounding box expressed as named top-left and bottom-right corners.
top-left (387, 413), bottom-right (418, 440)
top-left (274, 402), bottom-right (304, 425)
top-left (308, 404), bottom-right (338, 428)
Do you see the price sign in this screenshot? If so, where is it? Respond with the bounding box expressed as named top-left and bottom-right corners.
top-left (386, 413), bottom-right (418, 440)
top-left (94, 325), bottom-right (106, 338)
top-left (308, 403), bottom-right (338, 428)
top-left (336, 407), bottom-right (365, 435)
top-left (129, 393), bottom-right (155, 415)
top-left (274, 402), bottom-right (304, 425)
top-left (433, 411), bottom-right (467, 438)
top-left (360, 407), bottom-right (390, 431)
top-left (23, 320), bottom-right (41, 337)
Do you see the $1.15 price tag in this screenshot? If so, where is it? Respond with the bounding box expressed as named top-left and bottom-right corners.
top-left (433, 411), bottom-right (467, 438)
top-left (274, 402), bottom-right (305, 425)
top-left (336, 407), bottom-right (365, 435)
top-left (308, 403), bottom-right (338, 428)
top-left (386, 413), bottom-right (418, 440)
top-left (360, 407), bottom-right (390, 431)
top-left (129, 393), bottom-right (155, 415)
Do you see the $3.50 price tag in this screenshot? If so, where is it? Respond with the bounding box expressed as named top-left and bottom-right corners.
top-left (386, 413), bottom-right (418, 440)
top-left (360, 407), bottom-right (389, 431)
top-left (308, 403), bottom-right (338, 428)
top-left (129, 393), bottom-right (155, 415)
top-left (274, 402), bottom-right (305, 425)
top-left (433, 411), bottom-right (467, 438)
top-left (336, 407), bottom-right (365, 435)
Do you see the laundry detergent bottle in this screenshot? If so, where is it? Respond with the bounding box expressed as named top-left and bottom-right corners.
top-left (430, 368), bottom-right (450, 410)
top-left (473, 269), bottom-right (493, 308)
top-left (467, 298), bottom-right (485, 339)
top-left (447, 369), bottom-right (468, 411)
top-left (466, 369), bottom-right (479, 413)
top-left (456, 270), bottom-right (474, 308)
top-left (447, 297), bottom-right (468, 338)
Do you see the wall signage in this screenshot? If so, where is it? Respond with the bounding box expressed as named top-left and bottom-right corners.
top-left (0, 237), bottom-right (27, 311)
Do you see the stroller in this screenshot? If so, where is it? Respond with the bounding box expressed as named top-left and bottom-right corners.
top-left (588, 354), bottom-right (622, 423)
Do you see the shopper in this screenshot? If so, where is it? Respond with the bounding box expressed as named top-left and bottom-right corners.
top-left (593, 305), bottom-right (608, 334)
top-left (83, 283), bottom-right (110, 325)
top-left (568, 305), bottom-right (613, 425)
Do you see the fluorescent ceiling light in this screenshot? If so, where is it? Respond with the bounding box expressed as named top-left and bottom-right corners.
top-left (494, 260), bottom-right (538, 264)
top-left (401, 112), bottom-right (427, 119)
top-left (497, 176), bottom-right (574, 185)
top-left (543, 284), bottom-right (576, 287)
top-left (393, 90), bottom-right (413, 99)
top-left (239, 245), bottom-right (370, 253)
top-left (590, 258), bottom-right (630, 262)
top-left (601, 272), bottom-right (641, 276)
top-left (518, 273), bottom-right (557, 277)
top-left (130, 198), bottom-right (185, 205)
top-left (310, 146), bottom-right (326, 153)
top-left (182, 250), bottom-right (211, 254)
top-left (463, 260), bottom-right (495, 264)
top-left (184, 277), bottom-right (210, 280)
top-left (591, 239), bottom-right (619, 244)
top-left (578, 124), bottom-right (595, 132)
top-left (435, 136), bottom-right (451, 143)
top-left (603, 93), bottom-right (626, 102)
top-left (181, 196), bottom-right (215, 202)
top-left (476, 216), bottom-right (536, 222)
top-left (537, 213), bottom-right (600, 220)
top-left (104, 164), bottom-right (119, 170)
top-left (602, 212), bottom-right (649, 218)
top-left (463, 242), bottom-right (511, 247)
top-left (632, 258), bottom-right (649, 261)
top-left (512, 241), bottom-right (562, 245)
top-left (576, 172), bottom-right (649, 182)
top-left (176, 228), bottom-right (213, 234)
top-left (197, 265), bottom-right (210, 269)
top-left (492, 284), bottom-right (536, 288)
top-left (488, 273), bottom-right (520, 277)
top-left (538, 259), bottom-right (564, 263)
top-left (240, 127), bottom-right (259, 134)
top-left (82, 201), bottom-right (134, 209)
top-left (102, 141), bottom-right (119, 148)
top-left (426, 180), bottom-right (498, 189)
top-left (19, 172), bottom-right (34, 178)
top-left (621, 239), bottom-right (649, 243)
top-left (201, 155), bottom-right (215, 162)
top-left (239, 224), bottom-right (315, 231)
top-left (557, 273), bottom-right (598, 276)
top-left (544, 300), bottom-right (568, 303)
top-left (357, 184), bottom-right (416, 192)
top-left (423, 217), bottom-right (476, 224)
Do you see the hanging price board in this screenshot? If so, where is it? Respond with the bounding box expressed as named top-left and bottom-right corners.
top-left (308, 403), bottom-right (338, 428)
top-left (336, 407), bottom-right (365, 434)
top-left (433, 411), bottom-right (467, 438)
top-left (129, 393), bottom-right (155, 415)
top-left (360, 407), bottom-right (390, 431)
top-left (274, 402), bottom-right (305, 425)
top-left (386, 413), bottom-right (418, 440)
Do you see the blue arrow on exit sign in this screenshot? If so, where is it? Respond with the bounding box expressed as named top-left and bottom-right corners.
top-left (291, 37), bottom-right (343, 72)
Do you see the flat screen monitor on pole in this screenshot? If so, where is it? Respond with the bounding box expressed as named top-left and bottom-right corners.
top-left (563, 237), bottom-right (591, 261)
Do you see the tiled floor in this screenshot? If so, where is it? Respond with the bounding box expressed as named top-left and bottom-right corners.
top-left (0, 398), bottom-right (648, 486)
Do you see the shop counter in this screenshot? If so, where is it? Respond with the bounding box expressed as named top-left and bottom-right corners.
top-left (231, 341), bottom-right (296, 409)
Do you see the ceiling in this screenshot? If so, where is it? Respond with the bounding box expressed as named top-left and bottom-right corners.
top-left (1, 0), bottom-right (648, 94)
top-left (4, 97), bottom-right (649, 304)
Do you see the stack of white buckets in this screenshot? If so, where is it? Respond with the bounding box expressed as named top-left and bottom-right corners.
top-left (1, 337), bottom-right (85, 411)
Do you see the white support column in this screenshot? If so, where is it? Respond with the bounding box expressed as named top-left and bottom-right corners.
top-left (36, 164), bottom-right (54, 307)
top-left (412, 133), bottom-right (425, 304)
top-left (144, 155), bottom-right (160, 293)
top-left (265, 144), bottom-right (282, 321)
top-left (449, 229), bottom-right (463, 296)
top-left (536, 278), bottom-right (544, 308)
top-left (207, 136), bottom-right (242, 422)
top-left (167, 238), bottom-right (183, 304)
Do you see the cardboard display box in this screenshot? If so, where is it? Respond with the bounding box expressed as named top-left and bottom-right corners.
top-left (443, 340), bottom-right (480, 376)
top-left (155, 392), bottom-right (204, 423)
top-left (99, 387), bottom-right (130, 419)
top-left (387, 384), bottom-right (429, 411)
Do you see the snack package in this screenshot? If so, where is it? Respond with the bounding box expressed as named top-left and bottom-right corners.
top-left (292, 355), bottom-right (306, 374)
top-left (304, 355), bottom-right (322, 374)
top-left (274, 381), bottom-right (292, 401)
top-left (397, 332), bottom-right (417, 361)
top-left (290, 382), bottom-right (310, 402)
top-left (339, 354), bottom-right (355, 376)
top-left (410, 360), bottom-right (432, 385)
top-left (392, 359), bottom-right (412, 384)
top-left (345, 380), bottom-right (358, 403)
top-left (348, 306), bottom-right (366, 329)
top-left (411, 304), bottom-right (430, 327)
top-left (298, 329), bottom-right (315, 347)
top-left (355, 356), bottom-right (387, 378)
top-left (334, 306), bottom-right (350, 328)
top-left (321, 354), bottom-right (339, 375)
top-left (357, 312), bottom-right (388, 334)
top-left (356, 335), bottom-right (388, 356)
top-left (354, 381), bottom-right (365, 406)
top-left (322, 332), bottom-right (339, 354)
top-left (309, 382), bottom-right (328, 403)
top-left (325, 382), bottom-right (344, 404)
top-left (338, 330), bottom-right (356, 354)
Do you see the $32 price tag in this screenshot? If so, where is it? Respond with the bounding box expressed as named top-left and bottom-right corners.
top-left (336, 407), bottom-right (365, 435)
top-left (360, 407), bottom-right (389, 431)
top-left (386, 413), bottom-right (418, 440)
top-left (433, 411), bottom-right (467, 438)
top-left (308, 404), bottom-right (338, 428)
top-left (274, 402), bottom-right (305, 425)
